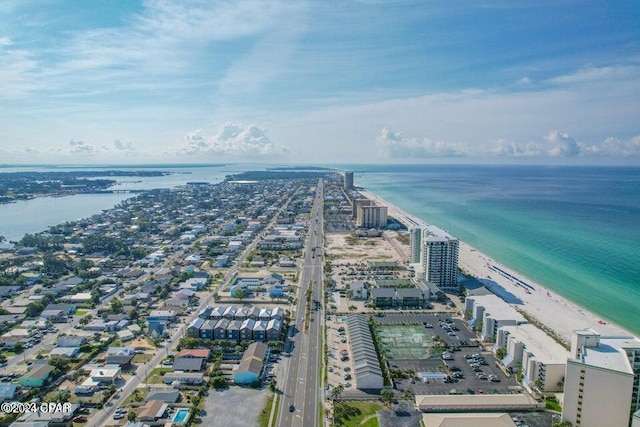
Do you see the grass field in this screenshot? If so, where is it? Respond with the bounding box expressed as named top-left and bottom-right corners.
top-left (146, 367), bottom-right (172, 384)
top-left (376, 324), bottom-right (434, 360)
top-left (334, 401), bottom-right (380, 427)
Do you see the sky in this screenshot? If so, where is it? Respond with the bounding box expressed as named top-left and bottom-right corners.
top-left (1, 0), bottom-right (640, 165)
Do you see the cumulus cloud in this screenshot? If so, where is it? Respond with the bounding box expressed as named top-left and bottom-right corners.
top-left (494, 131), bottom-right (640, 159)
top-left (181, 123), bottom-right (288, 157)
top-left (113, 139), bottom-right (135, 151)
top-left (545, 130), bottom-right (581, 157)
top-left (493, 131), bottom-right (583, 158)
top-left (587, 136), bottom-right (640, 157)
top-left (67, 139), bottom-right (95, 153)
top-left (376, 127), bottom-right (467, 158)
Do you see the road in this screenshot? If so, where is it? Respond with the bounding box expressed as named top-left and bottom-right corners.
top-left (277, 179), bottom-right (324, 427)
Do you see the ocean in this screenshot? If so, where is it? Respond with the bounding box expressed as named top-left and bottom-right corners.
top-left (348, 164), bottom-right (640, 335)
top-left (2, 163), bottom-right (638, 335)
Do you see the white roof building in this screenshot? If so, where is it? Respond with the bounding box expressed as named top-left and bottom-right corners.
top-left (465, 294), bottom-right (527, 342)
top-left (562, 329), bottom-right (640, 427)
top-left (495, 324), bottom-right (569, 392)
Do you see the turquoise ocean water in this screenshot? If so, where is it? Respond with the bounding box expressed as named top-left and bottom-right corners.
top-left (348, 165), bottom-right (640, 335)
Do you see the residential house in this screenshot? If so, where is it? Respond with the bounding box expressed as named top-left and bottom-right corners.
top-left (266, 319), bottom-right (282, 342)
top-left (49, 347), bottom-right (80, 357)
top-left (227, 320), bottom-right (242, 343)
top-left (253, 320), bottom-right (267, 342)
top-left (233, 342), bottom-right (267, 385)
top-left (19, 364), bottom-right (54, 388)
top-left (200, 319), bottom-right (215, 340)
top-left (105, 347), bottom-right (136, 366)
top-left (0, 384), bottom-right (18, 402)
top-left (187, 318), bottom-right (204, 338)
top-left (84, 319), bottom-right (118, 332)
top-left (39, 309), bottom-right (68, 323)
top-left (57, 336), bottom-right (87, 348)
top-left (163, 372), bottom-right (204, 385)
top-left (223, 306), bottom-right (237, 320)
top-left (137, 400), bottom-right (168, 422)
top-left (176, 349), bottom-right (210, 359)
top-left (370, 288), bottom-right (396, 308)
top-left (44, 303), bottom-right (77, 315)
top-left (259, 308), bottom-right (271, 321)
top-left (172, 357), bottom-right (205, 372)
top-left (396, 288), bottom-right (425, 308)
top-left (210, 307), bottom-right (225, 320)
top-left (271, 307), bottom-right (285, 321)
top-left (213, 319), bottom-right (230, 340)
top-left (145, 389), bottom-right (180, 403)
top-left (349, 281), bottom-right (368, 300)
top-left (240, 319), bottom-right (255, 342)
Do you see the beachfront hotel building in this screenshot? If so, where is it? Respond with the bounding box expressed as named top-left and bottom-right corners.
top-left (352, 198), bottom-right (374, 219)
top-left (422, 226), bottom-right (459, 288)
top-left (409, 227), bottom-right (423, 264)
top-left (562, 329), bottom-right (640, 427)
top-left (495, 324), bottom-right (569, 392)
top-left (465, 294), bottom-right (526, 342)
top-left (356, 204), bottom-right (388, 228)
top-left (344, 171), bottom-right (354, 190)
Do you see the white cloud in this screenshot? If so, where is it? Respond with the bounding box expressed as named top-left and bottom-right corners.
top-left (113, 139), bottom-right (135, 151)
top-left (547, 65), bottom-right (639, 85)
top-left (67, 139), bottom-right (95, 154)
top-left (180, 123), bottom-right (288, 157)
top-left (376, 127), bottom-right (467, 158)
top-left (494, 131), bottom-right (640, 159)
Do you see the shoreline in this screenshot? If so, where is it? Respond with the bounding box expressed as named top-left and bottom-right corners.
top-left (360, 188), bottom-right (637, 341)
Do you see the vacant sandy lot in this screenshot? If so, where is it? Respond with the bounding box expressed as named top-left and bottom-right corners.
top-left (201, 386), bottom-right (269, 427)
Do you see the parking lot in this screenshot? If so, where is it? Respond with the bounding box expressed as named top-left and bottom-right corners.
top-left (325, 317), bottom-right (356, 390)
top-left (370, 313), bottom-right (521, 395)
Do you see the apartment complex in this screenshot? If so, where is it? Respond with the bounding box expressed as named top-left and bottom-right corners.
top-left (409, 227), bottom-right (422, 264)
top-left (495, 324), bottom-right (568, 392)
top-left (344, 171), bottom-right (354, 190)
top-left (562, 329), bottom-right (640, 427)
top-left (356, 205), bottom-right (388, 228)
top-left (422, 226), bottom-right (459, 288)
top-left (465, 294), bottom-right (527, 342)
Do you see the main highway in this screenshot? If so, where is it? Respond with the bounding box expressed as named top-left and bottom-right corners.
top-left (277, 179), bottom-right (325, 427)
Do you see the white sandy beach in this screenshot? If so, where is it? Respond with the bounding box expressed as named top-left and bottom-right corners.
top-left (360, 189), bottom-right (635, 341)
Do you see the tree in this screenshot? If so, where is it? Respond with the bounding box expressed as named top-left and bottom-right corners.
top-left (0, 353), bottom-right (7, 364)
top-left (331, 384), bottom-right (344, 401)
top-left (127, 411), bottom-right (137, 422)
top-left (13, 343), bottom-right (24, 353)
top-left (211, 376), bottom-right (227, 389)
top-left (129, 309), bottom-right (139, 320)
top-left (380, 389), bottom-right (395, 407)
top-left (25, 302), bottom-right (45, 318)
top-left (48, 355), bottom-right (70, 371)
top-left (495, 347), bottom-right (507, 360)
top-left (110, 298), bottom-right (123, 314)
top-left (90, 288), bottom-right (100, 305)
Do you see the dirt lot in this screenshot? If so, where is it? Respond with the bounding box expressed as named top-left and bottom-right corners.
top-left (201, 386), bottom-right (269, 427)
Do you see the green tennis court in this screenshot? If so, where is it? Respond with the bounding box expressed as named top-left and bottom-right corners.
top-left (376, 324), bottom-right (435, 360)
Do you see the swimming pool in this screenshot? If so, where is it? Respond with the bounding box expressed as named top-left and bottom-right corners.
top-left (172, 408), bottom-right (190, 424)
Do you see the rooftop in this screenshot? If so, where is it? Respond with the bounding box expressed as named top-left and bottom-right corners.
top-left (579, 335), bottom-right (640, 374)
top-left (422, 413), bottom-right (516, 427)
top-left (468, 295), bottom-right (526, 323)
top-left (500, 324), bottom-right (569, 364)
